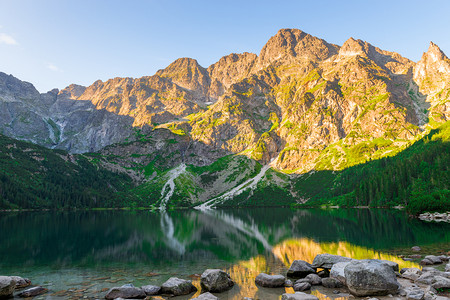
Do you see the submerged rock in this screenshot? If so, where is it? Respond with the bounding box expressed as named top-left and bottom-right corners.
top-left (18, 286), bottom-right (48, 298)
top-left (311, 254), bottom-right (352, 269)
top-left (344, 259), bottom-right (399, 296)
top-left (160, 277), bottom-right (197, 296)
top-left (200, 269), bottom-right (234, 292)
top-left (255, 273), bottom-right (285, 288)
top-left (0, 276), bottom-right (15, 298)
top-left (287, 260), bottom-right (316, 278)
top-left (104, 284), bottom-right (146, 299)
top-left (281, 292), bottom-right (319, 300)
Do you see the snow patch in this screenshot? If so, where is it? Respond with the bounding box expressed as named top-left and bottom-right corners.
top-left (196, 158), bottom-right (276, 210)
top-left (159, 164), bottom-right (186, 210)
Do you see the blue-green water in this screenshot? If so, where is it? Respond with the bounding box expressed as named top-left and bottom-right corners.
top-left (0, 208), bottom-right (449, 299)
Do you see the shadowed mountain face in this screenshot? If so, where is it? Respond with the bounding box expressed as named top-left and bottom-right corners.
top-left (0, 28), bottom-right (448, 168)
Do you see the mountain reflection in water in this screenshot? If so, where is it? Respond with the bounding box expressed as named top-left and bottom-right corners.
top-left (0, 208), bottom-right (448, 299)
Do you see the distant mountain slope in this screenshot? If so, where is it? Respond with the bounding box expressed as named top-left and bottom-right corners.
top-left (0, 134), bottom-right (135, 209)
top-left (0, 28), bottom-right (449, 210)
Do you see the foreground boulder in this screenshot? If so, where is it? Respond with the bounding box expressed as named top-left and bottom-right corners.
top-left (330, 262), bottom-right (351, 284)
top-left (255, 273), bottom-right (285, 288)
top-left (160, 277), bottom-right (197, 296)
top-left (193, 292), bottom-right (218, 300)
top-left (344, 259), bottom-right (400, 296)
top-left (424, 255), bottom-right (442, 264)
top-left (281, 292), bottom-right (319, 300)
top-left (312, 254), bottom-right (352, 269)
top-left (10, 276), bottom-right (31, 289)
top-left (105, 284), bottom-right (146, 299)
top-left (18, 286), bottom-right (48, 298)
top-left (0, 276), bottom-right (16, 298)
top-left (287, 260), bottom-right (316, 278)
top-left (141, 285), bottom-right (160, 296)
top-left (200, 269), bottom-right (234, 292)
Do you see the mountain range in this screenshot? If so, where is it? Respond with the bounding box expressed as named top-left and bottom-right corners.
top-left (0, 28), bottom-right (449, 210)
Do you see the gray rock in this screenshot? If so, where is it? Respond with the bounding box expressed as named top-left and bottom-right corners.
top-left (141, 285), bottom-right (160, 296)
top-left (160, 277), bottom-right (197, 296)
top-left (0, 276), bottom-right (15, 298)
top-left (200, 269), bottom-right (233, 292)
top-left (322, 277), bottom-right (343, 288)
top-left (424, 255), bottom-right (442, 264)
top-left (423, 286), bottom-right (437, 300)
top-left (192, 292), bottom-right (218, 300)
top-left (317, 270), bottom-right (329, 278)
top-left (311, 254), bottom-right (352, 269)
top-left (400, 268), bottom-right (409, 274)
top-left (281, 292), bottom-right (319, 300)
top-left (285, 279), bottom-right (293, 287)
top-left (105, 286), bottom-right (146, 299)
top-left (420, 258), bottom-right (433, 265)
top-left (344, 259), bottom-right (400, 297)
top-left (410, 254), bottom-right (422, 259)
top-left (402, 268), bottom-right (422, 281)
top-left (411, 246), bottom-right (421, 252)
top-left (255, 273), bottom-right (285, 288)
top-left (293, 282), bottom-right (311, 291)
top-left (416, 270), bottom-right (441, 285)
top-left (305, 274), bottom-right (321, 285)
top-left (380, 260), bottom-right (399, 272)
top-left (446, 263), bottom-right (450, 272)
top-left (10, 276), bottom-right (31, 288)
top-left (431, 276), bottom-right (450, 289)
top-left (18, 286), bottom-right (48, 298)
top-left (439, 255), bottom-right (449, 262)
top-left (368, 298), bottom-right (380, 300)
top-left (330, 261), bottom-right (351, 284)
top-left (405, 287), bottom-right (424, 300)
top-left (287, 260), bottom-right (316, 278)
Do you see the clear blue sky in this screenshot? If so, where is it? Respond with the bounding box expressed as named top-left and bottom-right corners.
top-left (0, 0), bottom-right (449, 92)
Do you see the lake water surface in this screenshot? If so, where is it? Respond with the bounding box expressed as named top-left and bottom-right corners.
top-left (1, 208), bottom-right (449, 299)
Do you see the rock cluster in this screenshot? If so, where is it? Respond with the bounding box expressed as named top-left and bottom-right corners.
top-left (3, 253), bottom-right (450, 299)
top-left (419, 212), bottom-right (450, 223)
top-left (0, 276), bottom-right (34, 298)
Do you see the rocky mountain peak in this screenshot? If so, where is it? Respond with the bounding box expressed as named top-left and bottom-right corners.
top-left (156, 57), bottom-right (210, 102)
top-left (414, 41), bottom-right (450, 81)
top-left (256, 28), bottom-right (339, 70)
top-left (207, 52), bottom-right (257, 99)
top-left (58, 84), bottom-right (87, 100)
top-left (339, 37), bottom-right (369, 57)
top-left (424, 41), bottom-right (448, 64)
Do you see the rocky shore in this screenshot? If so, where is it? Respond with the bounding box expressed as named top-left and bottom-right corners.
top-left (1, 253), bottom-right (449, 299)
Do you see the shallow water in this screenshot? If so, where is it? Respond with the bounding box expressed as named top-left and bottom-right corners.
top-left (0, 208), bottom-right (449, 299)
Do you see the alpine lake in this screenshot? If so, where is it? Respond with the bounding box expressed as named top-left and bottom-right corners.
top-left (1, 208), bottom-right (449, 299)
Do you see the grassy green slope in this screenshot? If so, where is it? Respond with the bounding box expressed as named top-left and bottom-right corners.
top-left (293, 122), bottom-right (450, 214)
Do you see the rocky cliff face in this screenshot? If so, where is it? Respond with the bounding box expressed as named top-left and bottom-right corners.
top-left (0, 72), bottom-right (134, 153)
top-left (0, 28), bottom-right (449, 172)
